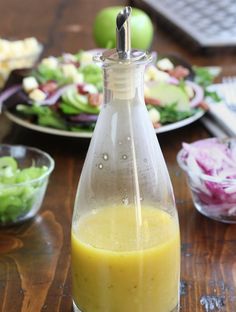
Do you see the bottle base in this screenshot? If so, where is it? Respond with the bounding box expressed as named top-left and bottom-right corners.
top-left (73, 301), bottom-right (179, 312)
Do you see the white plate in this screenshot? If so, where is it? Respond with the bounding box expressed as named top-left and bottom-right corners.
top-left (5, 109), bottom-right (205, 138)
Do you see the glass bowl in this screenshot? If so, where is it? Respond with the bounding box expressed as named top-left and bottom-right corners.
top-left (177, 138), bottom-right (236, 223)
top-left (0, 144), bottom-right (54, 226)
top-left (0, 37), bottom-right (43, 88)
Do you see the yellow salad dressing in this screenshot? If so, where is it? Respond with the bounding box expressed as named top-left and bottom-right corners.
top-left (71, 206), bottom-right (180, 312)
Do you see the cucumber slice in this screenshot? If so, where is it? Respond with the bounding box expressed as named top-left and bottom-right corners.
top-left (1, 175), bottom-right (17, 184)
top-left (147, 82), bottom-right (190, 112)
top-left (0, 185), bottom-right (23, 197)
top-left (16, 167), bottom-right (47, 183)
top-left (0, 157), bottom-right (18, 171)
top-left (0, 196), bottom-right (22, 213)
top-left (21, 186), bottom-right (37, 201)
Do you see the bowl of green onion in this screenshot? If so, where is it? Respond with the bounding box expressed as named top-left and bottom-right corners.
top-left (0, 144), bottom-right (54, 226)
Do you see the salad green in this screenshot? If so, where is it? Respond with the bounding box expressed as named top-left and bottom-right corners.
top-left (79, 64), bottom-right (103, 91)
top-left (0, 156), bottom-right (48, 224)
top-left (17, 104), bottom-right (67, 130)
top-left (193, 66), bottom-right (221, 102)
top-left (148, 103), bottom-right (194, 124)
top-left (35, 63), bottom-right (71, 85)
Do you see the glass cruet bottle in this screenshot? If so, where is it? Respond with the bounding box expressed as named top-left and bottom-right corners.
top-left (71, 6), bottom-right (180, 312)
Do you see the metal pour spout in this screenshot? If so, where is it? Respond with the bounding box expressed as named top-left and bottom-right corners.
top-left (116, 6), bottom-right (132, 59)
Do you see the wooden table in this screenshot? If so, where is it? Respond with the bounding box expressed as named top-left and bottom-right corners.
top-left (0, 1), bottom-right (236, 311)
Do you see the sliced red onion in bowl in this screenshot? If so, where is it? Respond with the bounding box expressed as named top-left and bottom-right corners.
top-left (178, 138), bottom-right (236, 222)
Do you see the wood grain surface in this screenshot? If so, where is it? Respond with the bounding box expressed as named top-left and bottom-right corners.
top-left (0, 0), bottom-right (236, 311)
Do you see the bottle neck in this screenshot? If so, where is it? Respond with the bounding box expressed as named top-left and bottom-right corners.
top-left (103, 64), bottom-right (145, 103)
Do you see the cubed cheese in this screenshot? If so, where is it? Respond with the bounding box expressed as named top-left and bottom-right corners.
top-left (41, 57), bottom-right (58, 69)
top-left (144, 65), bottom-right (170, 82)
top-left (28, 89), bottom-right (46, 102)
top-left (24, 37), bottom-right (39, 52)
top-left (61, 64), bottom-right (77, 77)
top-left (157, 58), bottom-right (174, 71)
top-left (80, 52), bottom-right (93, 65)
top-left (61, 64), bottom-right (84, 83)
top-left (0, 37), bottom-right (41, 88)
top-left (144, 85), bottom-right (151, 97)
top-left (149, 108), bottom-right (161, 124)
top-left (63, 53), bottom-right (77, 63)
top-left (73, 73), bottom-right (84, 84)
top-left (0, 39), bottom-right (10, 59)
top-left (23, 76), bottom-right (39, 93)
top-left (11, 41), bottom-right (24, 57)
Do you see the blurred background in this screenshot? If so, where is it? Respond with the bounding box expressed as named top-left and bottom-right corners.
top-left (0, 0), bottom-right (235, 68)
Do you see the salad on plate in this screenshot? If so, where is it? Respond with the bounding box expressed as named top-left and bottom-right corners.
top-left (0, 50), bottom-right (219, 135)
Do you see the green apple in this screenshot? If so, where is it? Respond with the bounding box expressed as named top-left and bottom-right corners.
top-left (93, 6), bottom-right (154, 50)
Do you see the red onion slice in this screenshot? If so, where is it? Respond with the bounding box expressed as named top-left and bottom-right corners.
top-left (38, 84), bottom-right (74, 105)
top-left (186, 81), bottom-right (204, 108)
top-left (69, 114), bottom-right (98, 123)
top-left (0, 84), bottom-right (22, 112)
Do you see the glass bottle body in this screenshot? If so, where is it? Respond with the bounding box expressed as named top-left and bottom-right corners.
top-left (71, 62), bottom-right (180, 312)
